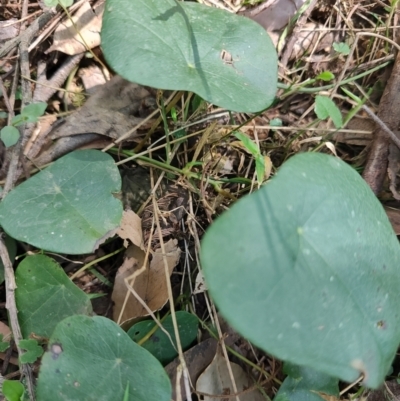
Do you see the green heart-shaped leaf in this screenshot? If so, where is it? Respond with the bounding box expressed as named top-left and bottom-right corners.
top-left (0, 150), bottom-right (122, 254)
top-left (201, 153), bottom-right (400, 388)
top-left (36, 315), bottom-right (171, 401)
top-left (15, 255), bottom-right (92, 338)
top-left (101, 0), bottom-right (277, 112)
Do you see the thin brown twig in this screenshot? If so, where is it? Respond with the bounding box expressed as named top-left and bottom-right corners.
top-left (0, 236), bottom-right (36, 401)
top-left (0, 77), bottom-right (15, 122)
top-left (279, 0), bottom-right (319, 72)
top-left (151, 177), bottom-right (193, 401)
top-left (33, 53), bottom-right (84, 103)
top-left (0, 11), bottom-right (53, 59)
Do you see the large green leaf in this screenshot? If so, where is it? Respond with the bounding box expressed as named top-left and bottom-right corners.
top-left (201, 152), bottom-right (400, 388)
top-left (36, 315), bottom-right (171, 401)
top-left (0, 150), bottom-right (122, 254)
top-left (15, 255), bottom-right (92, 338)
top-left (101, 0), bottom-right (277, 113)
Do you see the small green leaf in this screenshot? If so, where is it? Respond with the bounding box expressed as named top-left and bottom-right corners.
top-left (255, 155), bottom-right (265, 184)
top-left (123, 383), bottom-right (130, 401)
top-left (316, 71), bottom-right (335, 81)
top-left (19, 339), bottom-right (44, 364)
top-left (275, 363), bottom-right (339, 401)
top-left (0, 150), bottom-right (122, 254)
top-left (0, 126), bottom-right (20, 147)
top-left (234, 131), bottom-right (260, 157)
top-left (101, 0), bottom-right (277, 112)
top-left (36, 315), bottom-right (171, 401)
top-left (128, 311), bottom-right (198, 365)
top-left (269, 118), bottom-right (283, 127)
top-left (10, 115), bottom-right (25, 127)
top-left (333, 42), bottom-right (350, 55)
top-left (2, 380), bottom-right (24, 401)
top-left (0, 111), bottom-right (8, 118)
top-left (59, 0), bottom-right (74, 6)
top-left (21, 102), bottom-right (47, 119)
top-left (44, 0), bottom-right (74, 8)
top-left (15, 255), bottom-right (92, 338)
top-left (314, 95), bottom-right (343, 128)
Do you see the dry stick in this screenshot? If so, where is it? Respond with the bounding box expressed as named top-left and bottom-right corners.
top-left (331, 32), bottom-right (400, 99)
top-left (0, 11), bottom-right (53, 59)
top-left (362, 47), bottom-right (400, 194)
top-left (151, 195), bottom-right (192, 401)
top-left (0, 238), bottom-right (36, 401)
top-left (279, 0), bottom-right (319, 73)
top-left (211, 304), bottom-right (241, 401)
top-left (33, 53), bottom-right (84, 103)
top-left (0, 76), bottom-right (15, 121)
top-left (2, 3), bottom-right (36, 399)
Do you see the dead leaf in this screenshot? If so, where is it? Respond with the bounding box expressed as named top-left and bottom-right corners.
top-left (79, 65), bottom-right (107, 94)
top-left (240, 0), bottom-right (307, 31)
top-left (0, 19), bottom-right (20, 42)
top-left (117, 210), bottom-right (145, 250)
top-left (384, 207), bottom-right (400, 235)
top-left (367, 380), bottom-right (400, 401)
top-left (290, 23), bottom-right (334, 60)
top-left (33, 76), bottom-right (158, 166)
top-left (49, 76), bottom-right (154, 141)
top-left (47, 2), bottom-right (104, 55)
top-left (165, 325), bottom-right (240, 401)
top-left (196, 346), bottom-right (265, 401)
top-left (193, 270), bottom-right (207, 294)
top-left (112, 239), bottom-right (181, 324)
top-left (264, 155), bottom-right (272, 180)
top-left (311, 391), bottom-right (341, 401)
top-left (388, 143), bottom-right (400, 201)
top-left (0, 321), bottom-right (11, 342)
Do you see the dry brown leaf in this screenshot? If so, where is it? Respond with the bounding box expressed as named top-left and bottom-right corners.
top-left (79, 65), bottom-right (107, 94)
top-left (311, 391), bottom-right (341, 401)
top-left (0, 321), bottom-right (11, 341)
top-left (166, 324), bottom-right (240, 401)
top-left (33, 76), bottom-right (157, 166)
top-left (112, 239), bottom-right (181, 324)
top-left (196, 347), bottom-right (265, 401)
top-left (241, 0), bottom-right (307, 32)
top-left (47, 2), bottom-right (104, 55)
top-left (193, 270), bottom-right (207, 294)
top-left (0, 19), bottom-right (20, 42)
top-left (117, 210), bottom-right (145, 250)
top-left (290, 23), bottom-right (334, 60)
top-left (49, 76), bottom-right (154, 141)
top-left (384, 207), bottom-right (400, 235)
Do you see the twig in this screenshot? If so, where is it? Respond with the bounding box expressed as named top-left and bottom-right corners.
top-left (362, 45), bottom-right (400, 193)
top-left (0, 11), bottom-right (53, 59)
top-left (33, 53), bottom-right (84, 103)
top-left (2, 1), bottom-right (34, 197)
top-left (279, 0), bottom-right (319, 72)
top-left (0, 236), bottom-right (36, 401)
top-left (150, 171), bottom-right (193, 401)
top-left (0, 77), bottom-right (15, 122)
